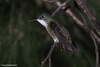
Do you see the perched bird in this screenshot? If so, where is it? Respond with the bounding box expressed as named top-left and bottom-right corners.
top-left (36, 13), bottom-right (76, 51)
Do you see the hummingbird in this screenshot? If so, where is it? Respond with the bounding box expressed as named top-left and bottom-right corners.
top-left (35, 13), bottom-right (76, 51)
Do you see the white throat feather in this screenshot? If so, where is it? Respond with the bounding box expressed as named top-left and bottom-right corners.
top-left (37, 19), bottom-right (48, 28)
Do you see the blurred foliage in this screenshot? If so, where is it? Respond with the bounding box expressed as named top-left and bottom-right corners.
top-left (0, 0), bottom-right (100, 67)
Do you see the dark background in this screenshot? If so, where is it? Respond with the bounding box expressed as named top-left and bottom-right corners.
top-left (0, 0), bottom-right (100, 67)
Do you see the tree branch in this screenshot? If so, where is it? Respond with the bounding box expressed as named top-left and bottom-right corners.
top-left (75, 0), bottom-right (100, 38)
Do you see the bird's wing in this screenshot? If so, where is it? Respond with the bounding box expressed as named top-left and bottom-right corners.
top-left (54, 22), bottom-right (76, 51)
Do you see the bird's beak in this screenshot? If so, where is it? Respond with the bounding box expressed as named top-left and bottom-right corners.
top-left (29, 19), bottom-right (37, 22)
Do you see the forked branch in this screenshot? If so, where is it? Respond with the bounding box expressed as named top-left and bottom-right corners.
top-left (40, 42), bottom-right (57, 67)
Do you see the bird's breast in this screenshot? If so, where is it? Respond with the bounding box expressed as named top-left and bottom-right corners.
top-left (46, 21), bottom-right (59, 43)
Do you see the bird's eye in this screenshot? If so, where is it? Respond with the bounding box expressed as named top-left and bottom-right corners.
top-left (39, 15), bottom-right (45, 19)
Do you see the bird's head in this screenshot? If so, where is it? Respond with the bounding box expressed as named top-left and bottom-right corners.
top-left (37, 13), bottom-right (53, 28)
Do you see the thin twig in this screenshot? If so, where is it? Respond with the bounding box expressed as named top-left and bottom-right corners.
top-left (92, 31), bottom-right (100, 43)
top-left (51, 0), bottom-right (71, 17)
top-left (49, 56), bottom-right (51, 67)
top-left (75, 0), bottom-right (100, 37)
top-left (40, 42), bottom-right (57, 67)
top-left (77, 8), bottom-right (99, 67)
top-left (91, 33), bottom-right (99, 67)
